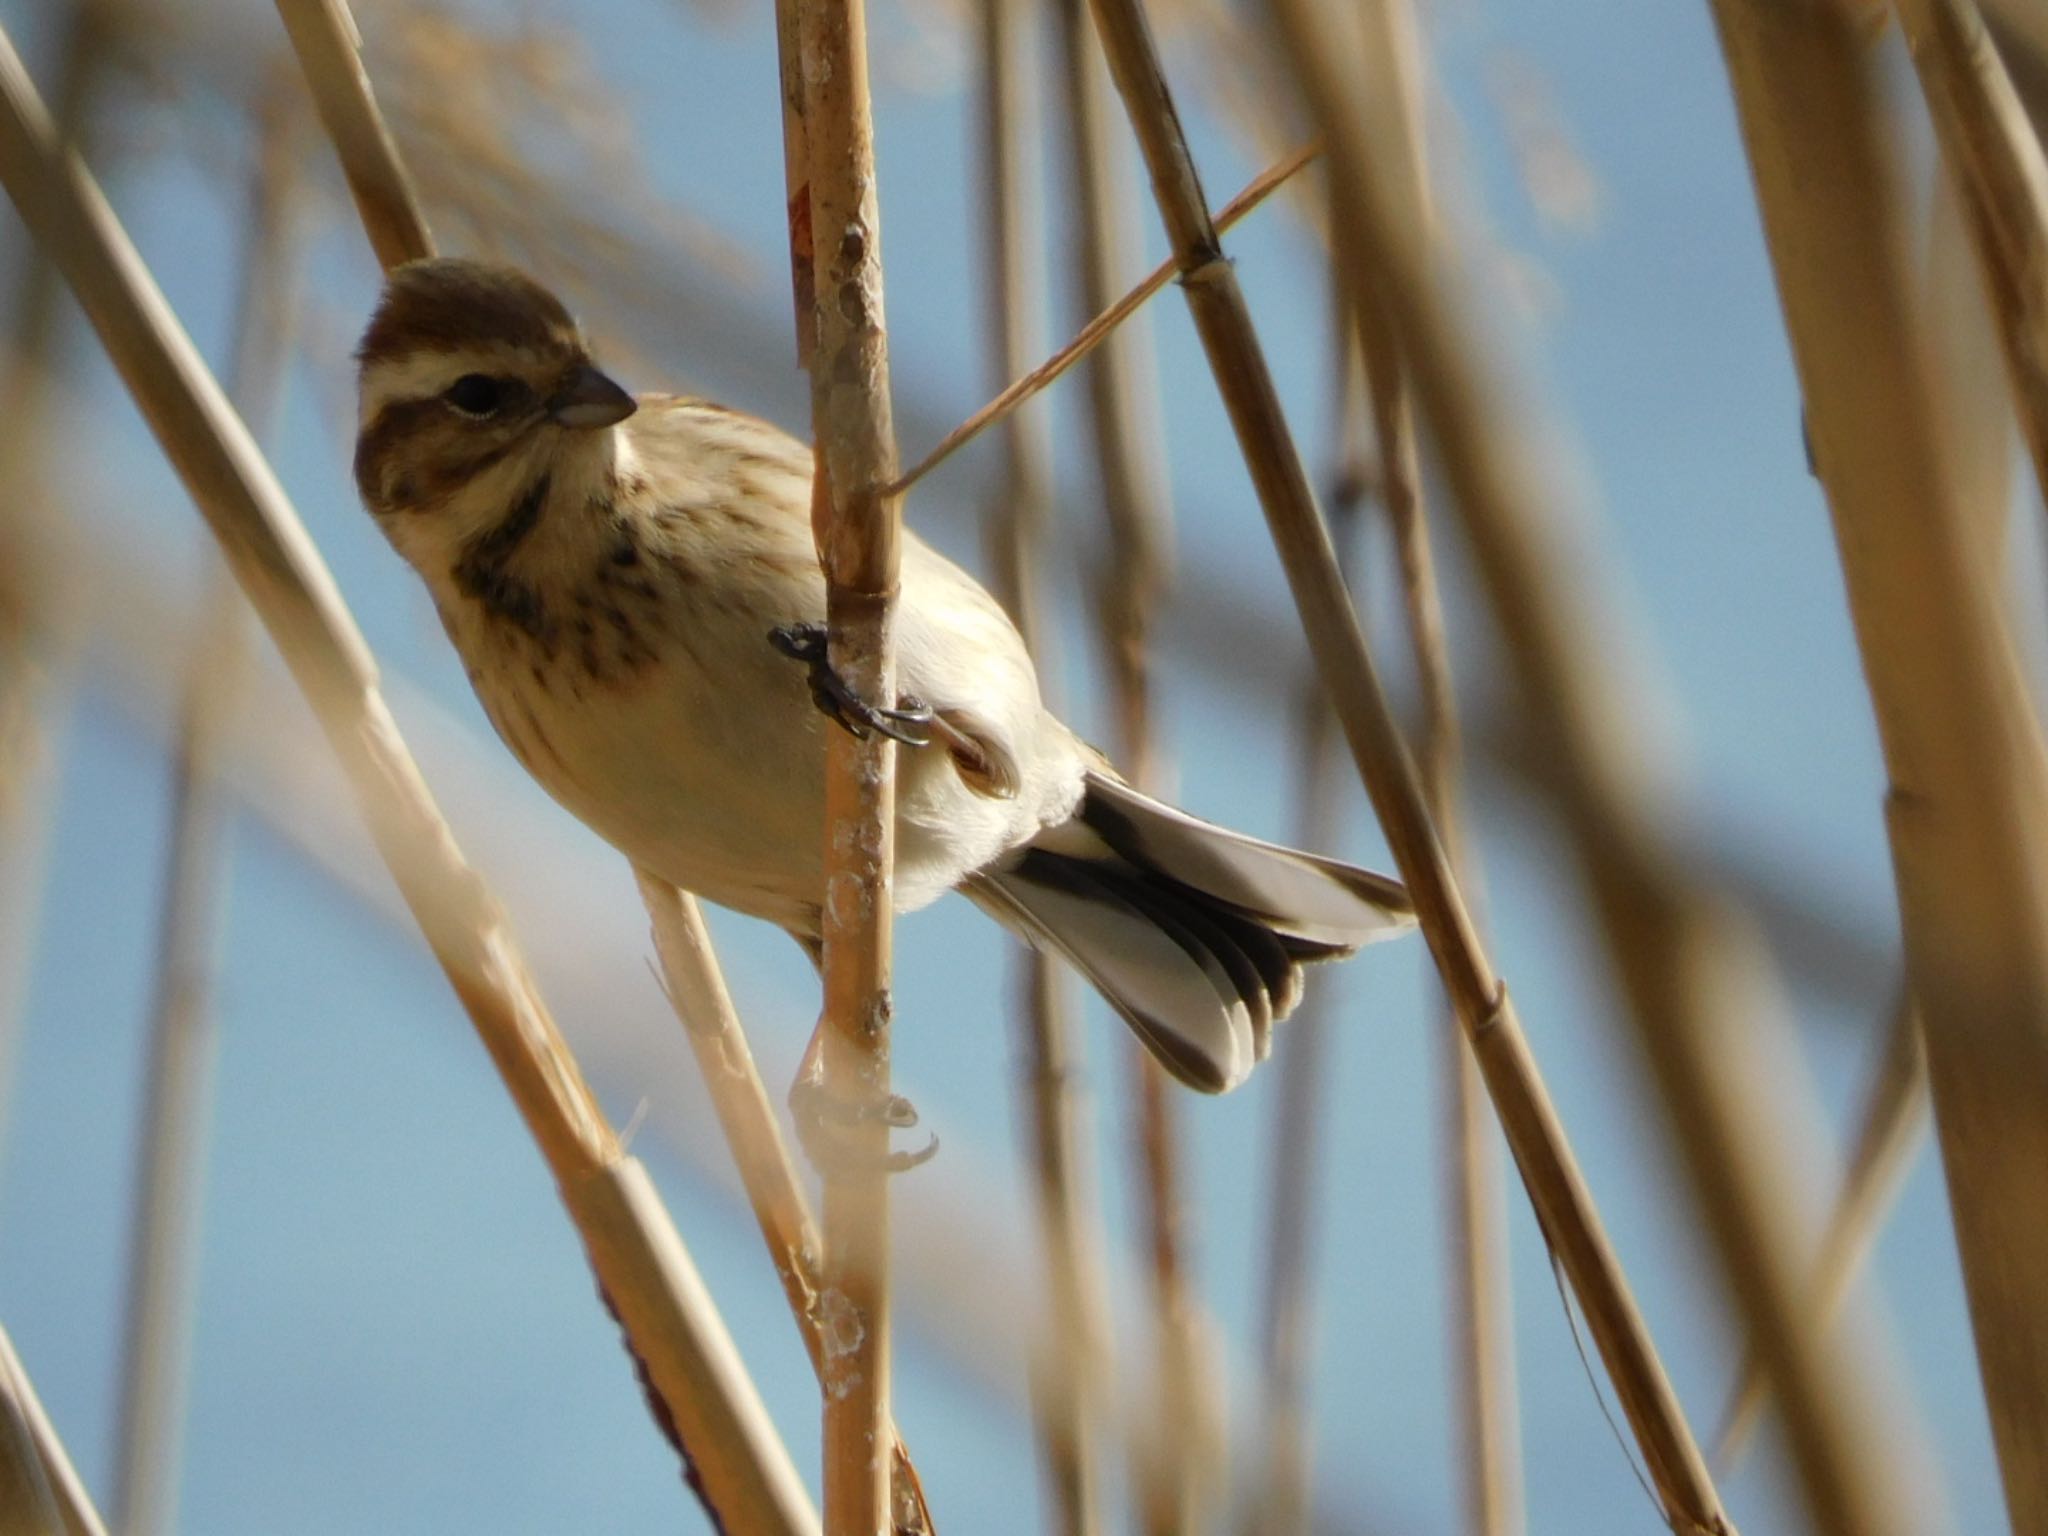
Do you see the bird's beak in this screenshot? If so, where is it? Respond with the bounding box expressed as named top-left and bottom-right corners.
top-left (547, 364), bottom-right (637, 429)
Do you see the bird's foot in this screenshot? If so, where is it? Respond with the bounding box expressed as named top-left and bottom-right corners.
top-left (768, 622), bottom-right (933, 747)
top-left (789, 1059), bottom-right (939, 1178)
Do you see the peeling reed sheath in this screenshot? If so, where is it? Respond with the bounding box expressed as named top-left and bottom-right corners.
top-left (0, 13), bottom-right (815, 1530)
top-left (1336, 7), bottom-right (1524, 1531)
top-left (1278, 0), bottom-right (1937, 1528)
top-left (1078, 0), bottom-right (1735, 1527)
top-left (1710, 4), bottom-right (2048, 1528)
top-left (979, 0), bottom-right (1109, 1529)
top-left (777, 0), bottom-right (910, 1527)
top-left (112, 81), bottom-right (300, 1536)
top-left (1891, 0), bottom-right (2048, 510)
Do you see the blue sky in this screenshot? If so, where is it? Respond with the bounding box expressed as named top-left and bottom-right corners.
top-left (0, 0), bottom-right (2014, 1531)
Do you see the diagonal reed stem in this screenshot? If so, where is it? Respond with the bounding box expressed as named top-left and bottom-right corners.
top-left (0, 1321), bottom-right (108, 1536)
top-left (1081, 0), bottom-right (1739, 1526)
top-left (891, 139), bottom-right (1318, 498)
top-left (0, 14), bottom-right (816, 1529)
top-left (1714, 994), bottom-right (1929, 1469)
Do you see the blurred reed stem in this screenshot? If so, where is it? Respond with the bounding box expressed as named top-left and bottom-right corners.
top-left (0, 9), bottom-right (818, 1526)
top-left (1048, 0), bottom-right (1224, 1530)
top-left (1709, 2), bottom-right (2048, 1527)
top-left (1338, 7), bottom-right (1524, 1531)
top-left (1277, 0), bottom-right (1937, 1527)
top-left (1083, 0), bottom-right (1742, 1526)
top-left (111, 75), bottom-right (300, 1536)
top-left (1246, 318), bottom-right (1370, 1536)
top-left (0, 0), bottom-right (112, 1185)
top-left (0, 1321), bottom-right (107, 1536)
top-left (1715, 994), bottom-right (1929, 1468)
top-left (981, 0), bottom-right (1114, 1528)
top-left (777, 0), bottom-right (911, 1524)
top-left (1892, 0), bottom-right (2048, 513)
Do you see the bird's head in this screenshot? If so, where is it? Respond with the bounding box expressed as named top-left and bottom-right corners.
top-left (352, 258), bottom-right (636, 556)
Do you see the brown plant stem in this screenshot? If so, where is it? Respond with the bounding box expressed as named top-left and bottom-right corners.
top-left (111, 79), bottom-right (299, 1536)
top-left (979, 0), bottom-right (1111, 1529)
top-left (1080, 0), bottom-right (1736, 1526)
top-left (0, 19), bottom-right (816, 1530)
top-left (890, 139), bottom-right (1317, 499)
top-left (1708, 3), bottom-right (2048, 1528)
top-left (1715, 995), bottom-right (1930, 1468)
top-left (778, 0), bottom-right (909, 1526)
top-left (1275, 0), bottom-right (1931, 1528)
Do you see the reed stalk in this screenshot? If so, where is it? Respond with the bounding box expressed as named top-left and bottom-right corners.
top-left (1081, 0), bottom-right (1744, 1526)
top-left (1273, 0), bottom-right (1932, 1528)
top-left (1708, 4), bottom-right (2048, 1528)
top-left (777, 0), bottom-right (910, 1524)
top-left (111, 76), bottom-right (299, 1536)
top-left (979, 0), bottom-right (1111, 1527)
top-left (1892, 0), bottom-right (2048, 512)
top-left (0, 17), bottom-right (816, 1529)
top-left (0, 1322), bottom-right (107, 1536)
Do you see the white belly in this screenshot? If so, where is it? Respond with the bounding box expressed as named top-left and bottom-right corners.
top-left (463, 618), bottom-right (1054, 937)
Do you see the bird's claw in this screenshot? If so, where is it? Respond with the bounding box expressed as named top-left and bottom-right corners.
top-left (768, 622), bottom-right (933, 747)
top-left (789, 1069), bottom-right (940, 1177)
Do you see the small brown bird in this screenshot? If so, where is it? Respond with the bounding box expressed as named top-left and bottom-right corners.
top-left (354, 257), bottom-right (1413, 1093)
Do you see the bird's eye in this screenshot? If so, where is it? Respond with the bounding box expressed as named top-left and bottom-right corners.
top-left (443, 374), bottom-right (510, 417)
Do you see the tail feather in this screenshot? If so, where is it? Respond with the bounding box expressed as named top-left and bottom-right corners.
top-left (972, 773), bottom-right (1416, 1092)
top-left (1076, 772), bottom-right (1412, 947)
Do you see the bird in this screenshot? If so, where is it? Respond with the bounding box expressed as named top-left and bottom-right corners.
top-left (352, 256), bottom-right (1414, 1098)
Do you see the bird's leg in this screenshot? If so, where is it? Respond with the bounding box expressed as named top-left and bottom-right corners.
top-left (768, 622), bottom-right (934, 747)
top-left (789, 1023), bottom-right (939, 1176)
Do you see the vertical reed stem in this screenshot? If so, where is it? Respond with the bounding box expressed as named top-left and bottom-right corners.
top-left (779, 0), bottom-right (908, 1524)
top-left (980, 0), bottom-right (1110, 1528)
top-left (1710, 3), bottom-right (2048, 1526)
top-left (112, 81), bottom-right (299, 1536)
top-left (1339, 8), bottom-right (1524, 1530)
